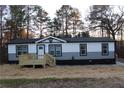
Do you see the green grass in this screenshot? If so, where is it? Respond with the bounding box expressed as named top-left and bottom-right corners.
top-left (0, 78), bottom-right (70, 88)
top-left (0, 79), bottom-right (31, 88)
top-left (0, 77), bottom-right (124, 88)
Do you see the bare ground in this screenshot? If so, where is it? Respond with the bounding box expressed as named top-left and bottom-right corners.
top-left (0, 62), bottom-right (124, 79)
top-left (0, 62), bottom-right (124, 87)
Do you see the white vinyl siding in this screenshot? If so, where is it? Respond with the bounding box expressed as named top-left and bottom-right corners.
top-left (8, 45), bottom-right (16, 53)
top-left (28, 44), bottom-right (37, 53)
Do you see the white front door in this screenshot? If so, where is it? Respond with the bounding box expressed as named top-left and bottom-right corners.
top-left (37, 45), bottom-right (45, 57)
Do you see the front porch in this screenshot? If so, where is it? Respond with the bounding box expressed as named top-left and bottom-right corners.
top-left (19, 53), bottom-right (56, 68)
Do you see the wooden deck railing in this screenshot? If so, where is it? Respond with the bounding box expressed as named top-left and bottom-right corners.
top-left (19, 53), bottom-right (56, 68)
top-left (43, 53), bottom-right (56, 66)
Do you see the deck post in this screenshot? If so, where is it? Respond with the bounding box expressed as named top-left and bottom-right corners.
top-left (33, 65), bottom-right (35, 69)
top-left (43, 64), bottom-right (45, 68)
top-left (19, 65), bottom-right (22, 69)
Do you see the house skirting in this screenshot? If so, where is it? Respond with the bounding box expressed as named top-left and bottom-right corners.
top-left (8, 59), bottom-right (116, 65)
top-left (56, 59), bottom-right (116, 65)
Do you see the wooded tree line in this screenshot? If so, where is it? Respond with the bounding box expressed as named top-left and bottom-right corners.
top-left (0, 5), bottom-right (124, 47)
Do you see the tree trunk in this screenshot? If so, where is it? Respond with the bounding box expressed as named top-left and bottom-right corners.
top-left (101, 27), bottom-right (103, 37)
top-left (0, 8), bottom-right (2, 47)
top-left (0, 47), bottom-right (2, 64)
top-left (101, 17), bottom-right (104, 37)
top-left (111, 32), bottom-right (115, 40)
top-left (10, 27), bottom-right (13, 40)
top-left (40, 30), bottom-right (42, 38)
top-left (65, 14), bottom-right (68, 37)
top-left (62, 17), bottom-right (64, 36)
top-left (0, 7), bottom-right (3, 64)
top-left (72, 21), bottom-right (74, 37)
top-left (121, 29), bottom-right (123, 41)
top-left (14, 22), bottom-right (18, 39)
top-left (107, 30), bottom-right (110, 38)
top-left (75, 23), bottom-right (77, 37)
top-left (16, 26), bottom-right (18, 39)
top-left (40, 23), bottom-right (43, 38)
top-left (27, 6), bottom-right (30, 39)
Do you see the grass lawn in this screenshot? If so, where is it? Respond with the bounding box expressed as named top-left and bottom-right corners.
top-left (0, 63), bottom-right (124, 88)
top-left (0, 77), bottom-right (124, 88)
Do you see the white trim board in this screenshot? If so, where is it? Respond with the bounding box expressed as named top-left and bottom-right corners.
top-left (35, 36), bottom-right (67, 43)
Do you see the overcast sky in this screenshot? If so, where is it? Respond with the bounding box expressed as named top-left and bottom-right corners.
top-left (1, 0), bottom-right (124, 20)
top-left (40, 3), bottom-right (91, 20)
top-left (1, 0), bottom-right (124, 26)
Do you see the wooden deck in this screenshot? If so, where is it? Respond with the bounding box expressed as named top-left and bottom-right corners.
top-left (19, 53), bottom-right (56, 68)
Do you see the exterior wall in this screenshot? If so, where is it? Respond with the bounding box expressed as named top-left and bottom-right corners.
top-left (62, 43), bottom-right (80, 52)
top-left (45, 42), bottom-right (113, 60)
top-left (8, 42), bottom-right (115, 62)
top-left (55, 52), bottom-right (114, 60)
top-left (28, 44), bottom-right (37, 53)
top-left (43, 42), bottom-right (115, 60)
top-left (8, 45), bottom-right (16, 53)
top-left (109, 43), bottom-right (115, 51)
top-left (8, 44), bottom-right (37, 61)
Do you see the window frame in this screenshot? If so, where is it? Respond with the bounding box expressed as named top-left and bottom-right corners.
top-left (16, 45), bottom-right (28, 57)
top-left (80, 44), bottom-right (87, 56)
top-left (102, 43), bottom-right (109, 56)
top-left (49, 44), bottom-right (62, 57)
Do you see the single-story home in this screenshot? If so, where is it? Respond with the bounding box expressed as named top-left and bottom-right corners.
top-left (7, 36), bottom-right (116, 65)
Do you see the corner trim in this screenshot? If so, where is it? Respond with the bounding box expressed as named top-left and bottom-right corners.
top-left (35, 36), bottom-right (67, 43)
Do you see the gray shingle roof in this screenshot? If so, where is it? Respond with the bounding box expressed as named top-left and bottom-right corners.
top-left (8, 38), bottom-right (41, 44)
top-left (61, 37), bottom-right (115, 42)
top-left (8, 37), bottom-right (115, 44)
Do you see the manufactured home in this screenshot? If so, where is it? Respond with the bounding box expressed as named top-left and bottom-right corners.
top-left (7, 36), bottom-right (116, 65)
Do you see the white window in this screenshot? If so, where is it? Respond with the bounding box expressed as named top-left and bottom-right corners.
top-left (16, 45), bottom-right (28, 56)
top-left (49, 44), bottom-right (62, 57)
top-left (102, 43), bottom-right (109, 55)
top-left (80, 44), bottom-right (87, 56)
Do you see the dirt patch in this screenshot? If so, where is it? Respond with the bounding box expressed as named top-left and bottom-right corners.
top-left (0, 64), bottom-right (124, 79)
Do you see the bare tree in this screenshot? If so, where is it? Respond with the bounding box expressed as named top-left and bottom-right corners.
top-left (26, 5), bottom-right (30, 39)
top-left (86, 5), bottom-right (110, 37)
top-left (0, 5), bottom-right (6, 46)
top-left (56, 5), bottom-right (73, 37)
top-left (56, 5), bottom-right (84, 37)
top-left (33, 6), bottom-right (49, 38)
top-left (0, 5), bottom-right (6, 64)
top-left (70, 8), bottom-right (83, 37)
top-left (87, 5), bottom-right (124, 40)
